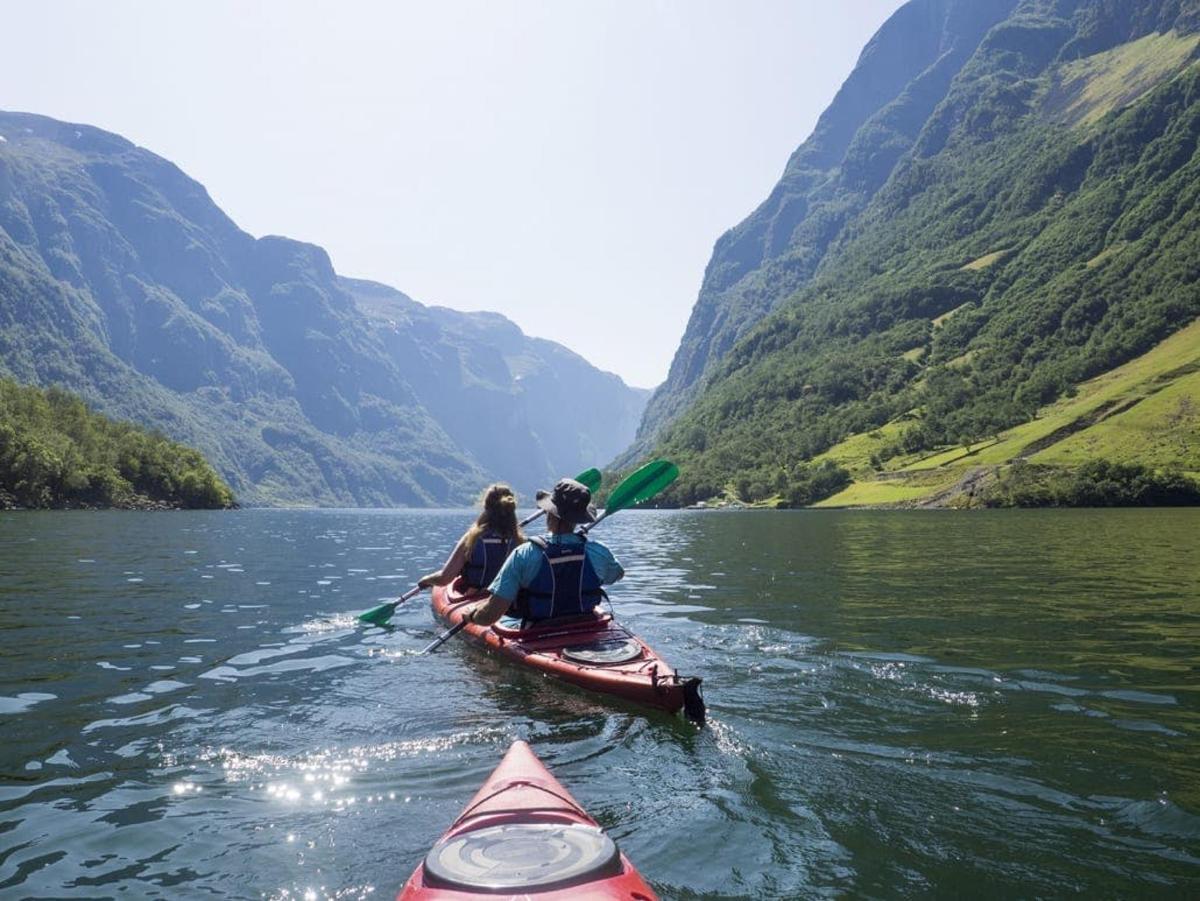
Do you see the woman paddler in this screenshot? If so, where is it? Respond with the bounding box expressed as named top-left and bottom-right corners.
top-left (418, 484), bottom-right (524, 592)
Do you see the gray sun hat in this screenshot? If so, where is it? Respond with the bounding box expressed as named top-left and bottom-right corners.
top-left (535, 478), bottom-right (597, 526)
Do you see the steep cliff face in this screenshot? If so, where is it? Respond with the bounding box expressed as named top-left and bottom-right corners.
top-left (0, 112), bottom-right (646, 505)
top-left (632, 0), bottom-right (1022, 450)
top-left (637, 0), bottom-right (1200, 504)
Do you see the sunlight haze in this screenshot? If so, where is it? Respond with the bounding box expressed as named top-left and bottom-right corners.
top-left (4, 0), bottom-right (901, 387)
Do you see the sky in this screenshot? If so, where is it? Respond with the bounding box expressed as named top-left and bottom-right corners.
top-left (4, 0), bottom-right (902, 388)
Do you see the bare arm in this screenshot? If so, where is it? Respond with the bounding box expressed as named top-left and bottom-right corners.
top-left (418, 535), bottom-right (469, 588)
top-left (460, 593), bottom-right (511, 626)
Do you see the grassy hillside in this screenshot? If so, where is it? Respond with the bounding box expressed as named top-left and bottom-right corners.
top-left (0, 378), bottom-right (234, 509)
top-left (1044, 29), bottom-right (1200, 126)
top-left (814, 316), bottom-right (1200, 507)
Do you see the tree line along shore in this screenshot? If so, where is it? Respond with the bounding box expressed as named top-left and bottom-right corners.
top-left (0, 379), bottom-right (234, 511)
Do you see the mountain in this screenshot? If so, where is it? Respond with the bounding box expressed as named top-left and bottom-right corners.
top-left (633, 0), bottom-right (1200, 505)
top-left (341, 276), bottom-right (649, 496)
top-left (0, 111), bottom-right (647, 506)
top-left (631, 0), bottom-right (1023, 453)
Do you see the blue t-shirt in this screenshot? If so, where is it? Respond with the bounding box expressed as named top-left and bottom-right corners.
top-left (487, 532), bottom-right (624, 602)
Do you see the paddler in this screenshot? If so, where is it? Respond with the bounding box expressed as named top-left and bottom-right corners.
top-left (461, 477), bottom-right (624, 627)
top-left (418, 484), bottom-right (525, 592)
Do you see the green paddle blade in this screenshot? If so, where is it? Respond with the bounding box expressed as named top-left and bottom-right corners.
top-left (357, 585), bottom-right (422, 625)
top-left (575, 467), bottom-right (602, 493)
top-left (603, 459), bottom-right (679, 515)
top-left (358, 601), bottom-right (398, 626)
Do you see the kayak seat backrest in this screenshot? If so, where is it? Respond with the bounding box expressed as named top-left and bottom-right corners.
top-left (490, 611), bottom-right (609, 638)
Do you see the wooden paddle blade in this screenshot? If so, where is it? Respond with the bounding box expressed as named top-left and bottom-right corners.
top-left (603, 459), bottom-right (679, 515)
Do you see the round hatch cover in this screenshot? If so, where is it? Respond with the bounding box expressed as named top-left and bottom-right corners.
top-left (562, 639), bottom-right (643, 665)
top-left (424, 822), bottom-right (621, 891)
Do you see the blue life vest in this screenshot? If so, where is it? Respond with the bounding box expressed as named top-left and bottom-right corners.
top-left (513, 534), bottom-right (604, 622)
top-left (463, 529), bottom-right (514, 589)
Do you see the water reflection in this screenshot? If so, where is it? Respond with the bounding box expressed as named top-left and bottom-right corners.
top-left (0, 508), bottom-right (1197, 897)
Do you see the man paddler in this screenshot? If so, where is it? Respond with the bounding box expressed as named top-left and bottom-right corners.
top-left (459, 478), bottom-right (624, 627)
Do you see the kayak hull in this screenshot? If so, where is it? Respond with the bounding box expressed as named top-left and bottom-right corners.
top-left (398, 740), bottom-right (658, 899)
top-left (430, 580), bottom-right (702, 718)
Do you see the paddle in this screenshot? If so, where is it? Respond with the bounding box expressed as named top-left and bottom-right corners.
top-left (422, 459), bottom-right (679, 654)
top-left (358, 584), bottom-right (423, 627)
top-left (421, 618), bottom-right (469, 654)
top-left (519, 467), bottom-right (602, 527)
top-left (580, 458), bottom-right (679, 533)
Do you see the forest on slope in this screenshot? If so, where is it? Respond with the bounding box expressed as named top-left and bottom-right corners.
top-left (0, 378), bottom-right (234, 509)
top-left (636, 0), bottom-right (1200, 506)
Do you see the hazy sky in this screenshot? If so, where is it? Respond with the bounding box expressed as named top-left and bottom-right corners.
top-left (5, 1), bottom-right (902, 388)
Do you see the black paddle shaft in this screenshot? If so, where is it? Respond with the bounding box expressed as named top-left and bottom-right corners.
top-left (422, 618), bottom-right (468, 654)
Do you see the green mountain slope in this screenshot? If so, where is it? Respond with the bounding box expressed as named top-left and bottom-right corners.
top-left (642, 0), bottom-right (1200, 505)
top-left (627, 0), bottom-right (1023, 458)
top-left (814, 316), bottom-right (1200, 506)
top-left (0, 113), bottom-right (646, 505)
top-left (1, 377), bottom-right (233, 509)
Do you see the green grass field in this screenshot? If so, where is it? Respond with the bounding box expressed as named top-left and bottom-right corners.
top-left (813, 316), bottom-right (1200, 506)
top-left (1034, 369), bottom-right (1200, 470)
top-left (813, 474), bottom-right (957, 508)
top-left (960, 249), bottom-right (1013, 271)
top-left (812, 420), bottom-right (909, 475)
top-left (1044, 31), bottom-right (1200, 127)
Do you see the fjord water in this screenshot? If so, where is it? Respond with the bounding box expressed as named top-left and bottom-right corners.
top-left (1, 510), bottom-right (1197, 898)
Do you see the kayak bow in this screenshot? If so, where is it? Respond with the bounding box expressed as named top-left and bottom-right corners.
top-left (398, 740), bottom-right (658, 899)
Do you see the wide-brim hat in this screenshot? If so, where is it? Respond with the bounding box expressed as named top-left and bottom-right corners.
top-left (536, 478), bottom-right (597, 525)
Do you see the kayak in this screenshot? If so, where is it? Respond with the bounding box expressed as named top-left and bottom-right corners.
top-left (431, 579), bottom-right (704, 722)
top-left (397, 740), bottom-right (658, 899)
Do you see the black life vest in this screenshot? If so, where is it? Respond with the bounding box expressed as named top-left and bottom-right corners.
top-left (512, 534), bottom-right (604, 622)
top-left (463, 529), bottom-right (514, 589)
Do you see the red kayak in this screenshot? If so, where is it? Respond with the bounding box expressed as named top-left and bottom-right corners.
top-left (398, 740), bottom-right (658, 899)
top-left (431, 579), bottom-right (704, 722)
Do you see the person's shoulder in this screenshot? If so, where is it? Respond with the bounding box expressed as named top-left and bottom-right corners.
top-left (514, 536), bottom-right (545, 555)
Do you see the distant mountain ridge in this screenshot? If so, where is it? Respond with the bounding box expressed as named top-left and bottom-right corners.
top-left (0, 111), bottom-right (646, 505)
top-left (632, 0), bottom-right (1200, 505)
top-left (342, 276), bottom-right (648, 497)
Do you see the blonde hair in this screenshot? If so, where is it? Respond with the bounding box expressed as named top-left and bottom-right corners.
top-left (463, 483), bottom-right (523, 557)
